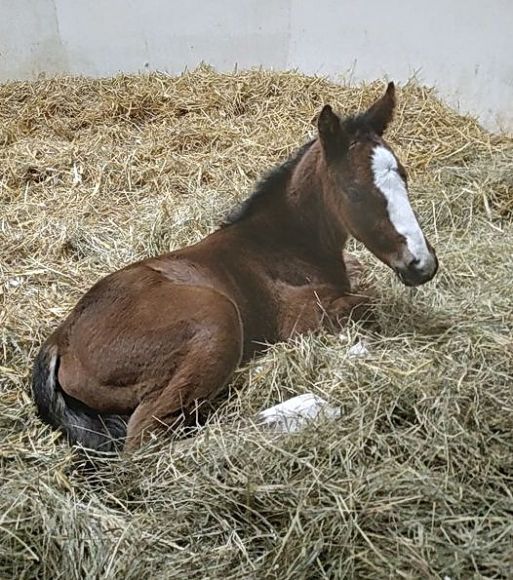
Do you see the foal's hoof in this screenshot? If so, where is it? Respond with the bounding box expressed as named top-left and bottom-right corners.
top-left (328, 294), bottom-right (376, 330)
top-left (343, 252), bottom-right (369, 292)
top-left (348, 295), bottom-right (377, 324)
top-left (343, 252), bottom-right (364, 276)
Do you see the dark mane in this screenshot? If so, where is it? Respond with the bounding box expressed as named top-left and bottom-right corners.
top-left (222, 138), bottom-right (315, 226)
top-left (221, 109), bottom-right (377, 228)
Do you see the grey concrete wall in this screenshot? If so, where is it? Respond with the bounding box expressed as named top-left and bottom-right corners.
top-left (0, 0), bottom-right (512, 132)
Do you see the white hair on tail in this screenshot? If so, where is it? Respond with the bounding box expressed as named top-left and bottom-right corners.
top-left (371, 145), bottom-right (430, 267)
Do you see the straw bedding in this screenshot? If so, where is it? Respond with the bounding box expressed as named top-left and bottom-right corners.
top-left (1, 66), bottom-right (513, 579)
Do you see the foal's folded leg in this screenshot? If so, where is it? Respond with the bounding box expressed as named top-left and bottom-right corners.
top-left (124, 304), bottom-right (243, 451)
top-left (327, 293), bottom-right (376, 327)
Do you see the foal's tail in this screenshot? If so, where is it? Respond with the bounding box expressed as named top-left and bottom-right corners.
top-left (32, 343), bottom-right (126, 452)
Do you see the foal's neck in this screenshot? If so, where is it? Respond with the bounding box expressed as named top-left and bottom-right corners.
top-left (225, 140), bottom-right (348, 260)
top-left (286, 141), bottom-right (349, 256)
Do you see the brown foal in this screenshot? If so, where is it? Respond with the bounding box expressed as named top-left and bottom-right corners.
top-left (32, 82), bottom-right (438, 452)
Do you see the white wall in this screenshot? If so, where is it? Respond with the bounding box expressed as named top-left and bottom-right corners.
top-left (0, 0), bottom-right (512, 132)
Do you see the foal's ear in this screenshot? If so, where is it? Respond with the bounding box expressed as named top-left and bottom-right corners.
top-left (317, 105), bottom-right (349, 158)
top-left (363, 82), bottom-right (396, 136)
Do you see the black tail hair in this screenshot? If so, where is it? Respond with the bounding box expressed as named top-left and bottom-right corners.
top-left (32, 343), bottom-right (126, 452)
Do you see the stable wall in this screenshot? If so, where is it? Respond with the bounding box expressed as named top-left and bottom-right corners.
top-left (0, 0), bottom-right (511, 132)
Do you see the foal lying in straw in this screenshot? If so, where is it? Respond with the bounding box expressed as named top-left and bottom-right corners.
top-left (32, 83), bottom-right (438, 452)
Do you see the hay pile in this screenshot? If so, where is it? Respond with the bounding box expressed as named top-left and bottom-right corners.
top-left (1, 66), bottom-right (513, 579)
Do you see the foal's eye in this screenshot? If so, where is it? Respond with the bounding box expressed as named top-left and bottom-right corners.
top-left (346, 186), bottom-right (363, 202)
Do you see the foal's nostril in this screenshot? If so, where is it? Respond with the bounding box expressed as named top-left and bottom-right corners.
top-left (397, 253), bottom-right (437, 287)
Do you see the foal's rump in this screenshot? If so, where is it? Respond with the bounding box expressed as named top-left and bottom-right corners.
top-left (32, 266), bottom-right (244, 451)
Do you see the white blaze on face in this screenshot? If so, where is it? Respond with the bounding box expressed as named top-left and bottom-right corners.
top-left (371, 145), bottom-right (430, 268)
